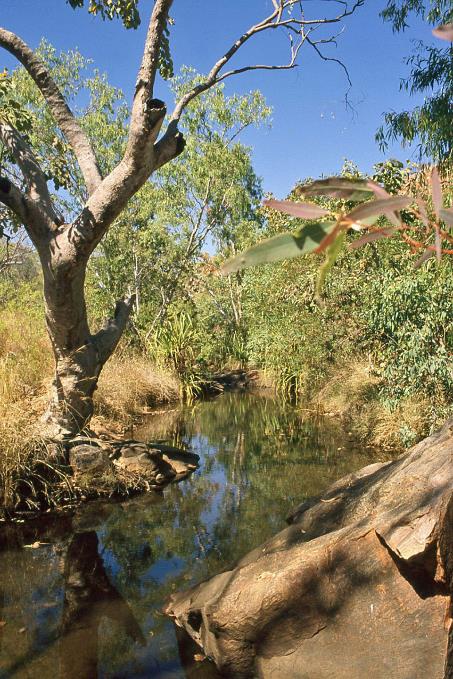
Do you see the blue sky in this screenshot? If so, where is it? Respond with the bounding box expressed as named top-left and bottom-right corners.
top-left (1, 1), bottom-right (435, 197)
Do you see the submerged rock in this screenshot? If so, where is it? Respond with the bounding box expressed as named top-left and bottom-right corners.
top-left (166, 420), bottom-right (453, 678)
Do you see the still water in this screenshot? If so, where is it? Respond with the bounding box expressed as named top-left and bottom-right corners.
top-left (0, 392), bottom-right (385, 678)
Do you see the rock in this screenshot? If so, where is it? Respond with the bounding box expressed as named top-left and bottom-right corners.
top-left (69, 445), bottom-right (111, 476)
top-left (114, 441), bottom-right (199, 482)
top-left (67, 435), bottom-right (199, 494)
top-left (166, 420), bottom-right (453, 679)
top-left (114, 446), bottom-right (172, 477)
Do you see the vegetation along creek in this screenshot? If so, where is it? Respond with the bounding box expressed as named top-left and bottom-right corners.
top-left (0, 392), bottom-right (385, 678)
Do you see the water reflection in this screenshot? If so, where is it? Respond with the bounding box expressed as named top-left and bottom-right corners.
top-left (0, 392), bottom-right (386, 678)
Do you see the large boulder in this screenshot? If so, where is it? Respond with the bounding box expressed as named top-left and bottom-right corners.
top-left (166, 420), bottom-right (453, 678)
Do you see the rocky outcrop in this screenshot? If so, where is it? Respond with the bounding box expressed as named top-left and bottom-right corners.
top-left (166, 419), bottom-right (453, 678)
top-left (68, 437), bottom-right (199, 491)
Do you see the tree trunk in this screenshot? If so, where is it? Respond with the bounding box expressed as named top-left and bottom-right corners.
top-left (41, 258), bottom-right (103, 439)
top-left (39, 244), bottom-right (133, 442)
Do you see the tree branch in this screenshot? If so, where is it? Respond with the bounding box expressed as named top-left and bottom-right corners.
top-left (0, 121), bottom-right (62, 226)
top-left (167, 0), bottom-right (364, 124)
top-left (0, 28), bottom-right (102, 195)
top-left (0, 175), bottom-right (54, 245)
top-left (125, 0), bottom-right (173, 168)
top-left (92, 294), bottom-right (136, 364)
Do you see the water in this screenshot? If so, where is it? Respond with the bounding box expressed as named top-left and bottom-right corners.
top-left (0, 392), bottom-right (385, 678)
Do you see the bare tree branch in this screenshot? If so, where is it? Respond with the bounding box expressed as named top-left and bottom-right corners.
top-left (0, 121), bottom-right (62, 226)
top-left (93, 294), bottom-right (136, 363)
top-left (167, 0), bottom-right (364, 124)
top-left (0, 27), bottom-right (102, 195)
top-left (124, 0), bottom-right (173, 171)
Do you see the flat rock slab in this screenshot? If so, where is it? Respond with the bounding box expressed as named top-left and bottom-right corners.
top-left (166, 420), bottom-right (453, 678)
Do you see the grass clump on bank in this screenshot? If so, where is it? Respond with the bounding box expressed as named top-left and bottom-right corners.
top-left (95, 352), bottom-right (180, 426)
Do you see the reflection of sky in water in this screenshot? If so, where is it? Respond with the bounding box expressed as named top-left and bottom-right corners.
top-left (0, 392), bottom-right (386, 678)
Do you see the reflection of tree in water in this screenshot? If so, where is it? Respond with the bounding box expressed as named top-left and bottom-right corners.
top-left (60, 531), bottom-right (145, 678)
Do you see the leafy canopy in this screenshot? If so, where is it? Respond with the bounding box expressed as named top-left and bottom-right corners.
top-left (376, 1), bottom-right (453, 164)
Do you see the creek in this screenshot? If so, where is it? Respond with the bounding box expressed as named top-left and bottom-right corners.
top-left (0, 391), bottom-right (384, 678)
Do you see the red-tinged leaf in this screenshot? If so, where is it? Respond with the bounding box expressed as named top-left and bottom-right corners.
top-left (297, 177), bottom-right (374, 201)
top-left (344, 196), bottom-right (411, 224)
top-left (432, 23), bottom-right (453, 41)
top-left (431, 167), bottom-right (442, 218)
top-left (366, 179), bottom-right (389, 199)
top-left (263, 199), bottom-right (330, 219)
top-left (366, 180), bottom-right (401, 226)
top-left (349, 228), bottom-right (396, 249)
top-left (440, 207), bottom-right (453, 227)
top-left (414, 249), bottom-right (435, 269)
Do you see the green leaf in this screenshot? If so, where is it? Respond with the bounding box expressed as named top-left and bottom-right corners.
top-left (316, 231), bottom-right (347, 301)
top-left (221, 221), bottom-right (336, 274)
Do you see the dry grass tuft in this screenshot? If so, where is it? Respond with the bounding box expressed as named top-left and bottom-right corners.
top-left (0, 309), bottom-right (53, 406)
top-left (315, 360), bottom-right (381, 417)
top-left (95, 352), bottom-right (180, 425)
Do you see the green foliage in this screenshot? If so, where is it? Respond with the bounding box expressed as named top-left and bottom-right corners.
top-left (87, 72), bottom-right (269, 358)
top-left (0, 70), bottom-right (33, 134)
top-left (67, 0), bottom-right (141, 28)
top-left (213, 160), bottom-right (453, 442)
top-left (367, 262), bottom-right (453, 404)
top-left (377, 1), bottom-right (453, 164)
top-left (150, 310), bottom-right (204, 401)
top-left (1, 41), bottom-right (129, 219)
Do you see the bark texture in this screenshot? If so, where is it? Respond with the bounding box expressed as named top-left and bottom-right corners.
top-left (166, 419), bottom-right (453, 678)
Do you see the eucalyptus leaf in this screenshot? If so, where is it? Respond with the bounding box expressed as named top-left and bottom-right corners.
top-left (297, 177), bottom-right (375, 201)
top-left (432, 23), bottom-right (453, 41)
top-left (222, 221), bottom-right (337, 274)
top-left (440, 208), bottom-right (453, 227)
top-left (344, 196), bottom-right (411, 224)
top-left (431, 167), bottom-right (443, 218)
top-left (263, 199), bottom-right (330, 219)
top-left (316, 231), bottom-right (347, 300)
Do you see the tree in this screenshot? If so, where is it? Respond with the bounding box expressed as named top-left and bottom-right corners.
top-left (376, 0), bottom-right (453, 165)
top-left (0, 0), bottom-right (364, 442)
top-left (88, 75), bottom-right (269, 344)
